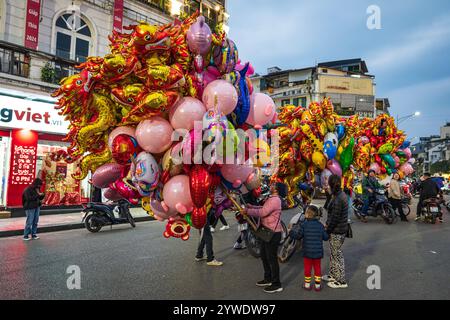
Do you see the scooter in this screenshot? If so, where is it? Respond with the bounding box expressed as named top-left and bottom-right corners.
top-left (421, 198), bottom-right (442, 224)
top-left (278, 206), bottom-right (306, 263)
top-left (353, 189), bottom-right (397, 224)
top-left (82, 199), bottom-right (136, 233)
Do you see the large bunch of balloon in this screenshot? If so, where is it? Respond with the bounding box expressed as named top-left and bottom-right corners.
top-left (52, 12), bottom-right (276, 240)
top-left (353, 114), bottom-right (415, 180)
top-left (275, 98), bottom-right (414, 207)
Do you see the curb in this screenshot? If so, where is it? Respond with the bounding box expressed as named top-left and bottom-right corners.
top-left (0, 216), bottom-right (155, 238)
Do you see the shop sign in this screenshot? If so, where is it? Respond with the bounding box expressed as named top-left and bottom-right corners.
top-left (7, 129), bottom-right (39, 207)
top-left (10, 145), bottom-right (37, 185)
top-left (0, 95), bottom-right (69, 134)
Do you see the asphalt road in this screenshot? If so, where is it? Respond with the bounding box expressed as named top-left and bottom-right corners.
top-left (0, 198), bottom-right (449, 300)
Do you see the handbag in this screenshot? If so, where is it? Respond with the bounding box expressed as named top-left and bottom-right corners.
top-left (252, 207), bottom-right (281, 243)
top-left (345, 223), bottom-right (353, 238)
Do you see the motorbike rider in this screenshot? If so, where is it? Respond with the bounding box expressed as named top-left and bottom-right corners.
top-left (360, 169), bottom-right (381, 222)
top-left (415, 173), bottom-right (441, 222)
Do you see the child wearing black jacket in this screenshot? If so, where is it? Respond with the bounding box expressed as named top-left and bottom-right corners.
top-left (293, 205), bottom-right (329, 291)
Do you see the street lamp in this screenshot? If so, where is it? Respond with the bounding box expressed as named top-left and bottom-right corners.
top-left (397, 111), bottom-right (420, 125)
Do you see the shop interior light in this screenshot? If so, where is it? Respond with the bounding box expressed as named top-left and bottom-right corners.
top-left (224, 12), bottom-right (230, 20)
top-left (170, 0), bottom-right (183, 16)
top-left (223, 24), bottom-right (230, 34)
top-left (215, 4), bottom-right (221, 12)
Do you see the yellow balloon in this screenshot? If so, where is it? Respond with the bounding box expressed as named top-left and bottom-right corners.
top-left (312, 151), bottom-right (326, 170)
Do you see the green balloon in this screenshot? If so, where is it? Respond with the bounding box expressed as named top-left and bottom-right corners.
top-left (381, 154), bottom-right (396, 168)
top-left (339, 137), bottom-right (354, 172)
top-left (185, 213), bottom-right (193, 226)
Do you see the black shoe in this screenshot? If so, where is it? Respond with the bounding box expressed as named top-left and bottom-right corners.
top-left (401, 218), bottom-right (409, 222)
top-left (256, 280), bottom-right (272, 287)
top-left (264, 285), bottom-right (283, 293)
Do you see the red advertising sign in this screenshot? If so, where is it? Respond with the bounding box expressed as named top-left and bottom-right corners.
top-left (7, 129), bottom-right (38, 207)
top-left (24, 0), bottom-right (41, 50)
top-left (113, 0), bottom-right (124, 33)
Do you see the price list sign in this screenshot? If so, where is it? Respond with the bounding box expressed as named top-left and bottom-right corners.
top-left (11, 145), bottom-right (37, 185)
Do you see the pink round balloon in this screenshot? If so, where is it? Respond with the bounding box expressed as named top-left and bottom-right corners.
top-left (220, 164), bottom-right (254, 187)
top-left (169, 97), bottom-right (206, 130)
top-left (403, 148), bottom-right (412, 160)
top-left (369, 162), bottom-right (381, 174)
top-left (135, 117), bottom-right (174, 154)
top-left (103, 188), bottom-right (123, 201)
top-left (92, 163), bottom-right (124, 188)
top-left (408, 158), bottom-right (416, 165)
top-left (400, 163), bottom-right (414, 176)
top-left (162, 175), bottom-right (193, 214)
top-left (246, 93), bottom-right (276, 127)
top-left (202, 80), bottom-right (238, 116)
top-left (393, 155), bottom-right (400, 168)
top-left (327, 159), bottom-right (342, 177)
top-left (108, 126), bottom-right (136, 149)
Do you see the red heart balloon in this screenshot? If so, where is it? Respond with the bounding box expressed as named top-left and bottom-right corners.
top-left (189, 165), bottom-right (212, 208)
top-left (192, 206), bottom-right (207, 229)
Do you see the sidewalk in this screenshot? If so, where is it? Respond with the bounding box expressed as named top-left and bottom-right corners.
top-left (0, 208), bottom-right (154, 238)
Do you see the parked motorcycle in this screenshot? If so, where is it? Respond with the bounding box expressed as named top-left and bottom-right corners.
top-left (82, 199), bottom-right (136, 233)
top-left (353, 189), bottom-right (397, 224)
top-left (278, 206), bottom-right (306, 263)
top-left (400, 197), bottom-right (411, 217)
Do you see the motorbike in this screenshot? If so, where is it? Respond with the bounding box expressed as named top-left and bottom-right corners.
top-left (278, 205), bottom-right (307, 263)
top-left (353, 189), bottom-right (397, 224)
top-left (420, 198), bottom-right (442, 224)
top-left (81, 199), bottom-right (136, 233)
top-left (400, 197), bottom-right (411, 217)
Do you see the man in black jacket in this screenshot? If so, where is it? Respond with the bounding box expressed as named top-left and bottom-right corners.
top-left (22, 178), bottom-right (45, 241)
top-left (415, 173), bottom-right (440, 221)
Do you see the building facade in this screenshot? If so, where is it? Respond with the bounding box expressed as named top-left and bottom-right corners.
top-left (251, 59), bottom-right (383, 118)
top-left (0, 0), bottom-right (227, 212)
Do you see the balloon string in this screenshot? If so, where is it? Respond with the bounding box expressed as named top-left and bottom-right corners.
top-left (220, 183), bottom-right (258, 231)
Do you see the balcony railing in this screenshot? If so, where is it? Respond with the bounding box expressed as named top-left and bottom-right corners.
top-left (0, 45), bottom-right (30, 78)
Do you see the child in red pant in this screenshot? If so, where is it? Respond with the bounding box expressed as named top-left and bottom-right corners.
top-left (296, 205), bottom-right (329, 291)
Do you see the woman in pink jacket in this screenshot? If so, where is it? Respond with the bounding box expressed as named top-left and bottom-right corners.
top-left (244, 183), bottom-right (284, 294)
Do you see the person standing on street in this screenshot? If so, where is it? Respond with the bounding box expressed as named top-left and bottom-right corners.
top-left (195, 206), bottom-right (223, 266)
top-left (22, 178), bottom-right (45, 241)
top-left (210, 185), bottom-right (231, 232)
top-left (323, 174), bottom-right (349, 289)
top-left (388, 173), bottom-right (408, 221)
top-left (244, 182), bottom-right (285, 294)
top-left (292, 205), bottom-right (329, 291)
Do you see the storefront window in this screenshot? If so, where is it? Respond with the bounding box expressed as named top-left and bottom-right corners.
top-left (0, 136), bottom-right (10, 206)
top-left (36, 140), bottom-right (91, 206)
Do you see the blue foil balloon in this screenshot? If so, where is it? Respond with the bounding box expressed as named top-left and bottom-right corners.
top-left (400, 141), bottom-right (411, 149)
top-left (228, 63), bottom-right (250, 127)
top-left (336, 124), bottom-right (345, 141)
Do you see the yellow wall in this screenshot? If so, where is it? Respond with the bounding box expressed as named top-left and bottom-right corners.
top-left (319, 75), bottom-right (374, 95)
